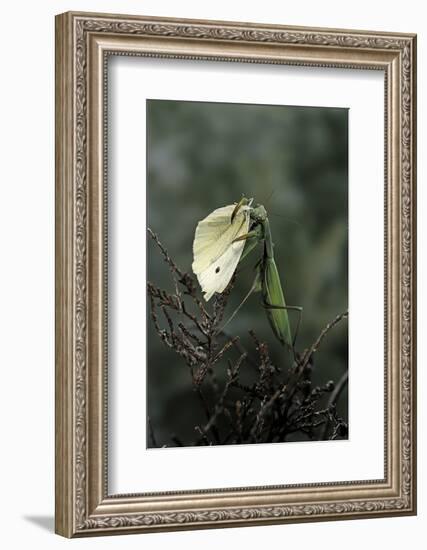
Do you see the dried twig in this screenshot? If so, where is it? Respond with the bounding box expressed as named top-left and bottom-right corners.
top-left (147, 229), bottom-right (349, 448)
top-left (301, 310), bottom-right (349, 370)
top-left (320, 370), bottom-right (349, 440)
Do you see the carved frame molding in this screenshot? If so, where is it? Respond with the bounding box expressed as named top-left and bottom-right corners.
top-left (55, 11), bottom-right (416, 537)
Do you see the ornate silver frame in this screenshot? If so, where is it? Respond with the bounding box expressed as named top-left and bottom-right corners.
top-left (55, 11), bottom-right (417, 537)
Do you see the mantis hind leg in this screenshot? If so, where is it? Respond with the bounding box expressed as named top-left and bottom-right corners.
top-left (263, 302), bottom-right (303, 350)
top-left (216, 270), bottom-right (262, 335)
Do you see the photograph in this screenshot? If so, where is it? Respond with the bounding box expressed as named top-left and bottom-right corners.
top-left (146, 99), bottom-right (349, 448)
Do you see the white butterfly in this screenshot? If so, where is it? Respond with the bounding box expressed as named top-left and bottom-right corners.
top-left (192, 203), bottom-right (250, 301)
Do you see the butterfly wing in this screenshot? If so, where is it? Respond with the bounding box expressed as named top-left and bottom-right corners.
top-left (192, 204), bottom-right (250, 301)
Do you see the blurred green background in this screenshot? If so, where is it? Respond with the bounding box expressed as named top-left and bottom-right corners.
top-left (147, 99), bottom-right (348, 446)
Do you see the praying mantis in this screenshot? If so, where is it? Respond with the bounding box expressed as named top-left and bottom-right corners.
top-left (192, 196), bottom-right (302, 350)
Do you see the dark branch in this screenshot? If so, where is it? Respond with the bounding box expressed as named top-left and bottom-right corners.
top-left (147, 230), bottom-right (349, 447)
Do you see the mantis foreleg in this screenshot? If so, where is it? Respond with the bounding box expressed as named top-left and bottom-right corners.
top-left (231, 196), bottom-right (252, 223)
top-left (234, 225), bottom-right (263, 263)
top-left (232, 230), bottom-right (259, 243)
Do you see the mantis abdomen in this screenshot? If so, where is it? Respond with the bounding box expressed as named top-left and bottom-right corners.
top-left (261, 255), bottom-right (292, 348)
top-left (261, 218), bottom-right (292, 348)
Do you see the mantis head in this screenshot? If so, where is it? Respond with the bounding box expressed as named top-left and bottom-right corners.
top-left (231, 197), bottom-right (267, 225)
top-left (250, 204), bottom-right (267, 223)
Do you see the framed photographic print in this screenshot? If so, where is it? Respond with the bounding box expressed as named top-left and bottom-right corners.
top-left (55, 11), bottom-right (417, 537)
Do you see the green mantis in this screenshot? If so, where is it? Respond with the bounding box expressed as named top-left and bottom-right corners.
top-left (192, 196), bottom-right (301, 350)
top-left (229, 196), bottom-right (301, 350)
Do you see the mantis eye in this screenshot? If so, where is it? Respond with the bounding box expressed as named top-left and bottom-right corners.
top-left (215, 267), bottom-right (220, 273)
